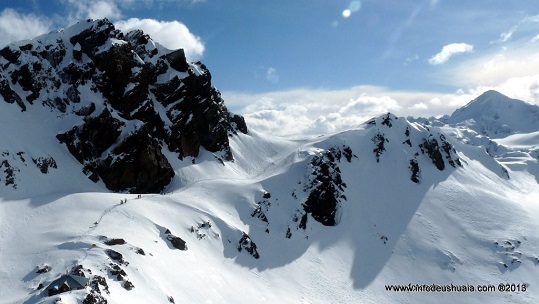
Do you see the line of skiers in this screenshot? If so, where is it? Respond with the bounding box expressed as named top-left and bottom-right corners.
top-left (120, 194), bottom-right (142, 204)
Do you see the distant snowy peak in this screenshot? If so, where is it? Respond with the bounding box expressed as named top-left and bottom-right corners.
top-left (447, 90), bottom-right (539, 138)
top-left (0, 18), bottom-right (247, 193)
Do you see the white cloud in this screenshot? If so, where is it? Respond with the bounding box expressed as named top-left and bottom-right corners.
top-left (441, 42), bottom-right (539, 98)
top-left (224, 86), bottom-right (475, 138)
top-left (65, 0), bottom-right (123, 25)
top-left (491, 14), bottom-right (539, 44)
top-left (456, 75), bottom-right (539, 105)
top-left (0, 9), bottom-right (52, 47)
top-left (429, 43), bottom-right (474, 65)
top-left (63, 1), bottom-right (206, 60)
top-left (115, 18), bottom-right (205, 60)
top-left (226, 66), bottom-right (539, 137)
top-left (266, 67), bottom-right (279, 84)
top-left (429, 15), bottom-right (539, 104)
top-left (0, 4), bottom-right (205, 61)
top-left (409, 102), bottom-right (428, 110)
top-left (492, 26), bottom-right (517, 44)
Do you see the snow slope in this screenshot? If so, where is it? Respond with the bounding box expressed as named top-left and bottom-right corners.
top-left (0, 19), bottom-right (538, 304)
top-left (447, 90), bottom-right (539, 138)
top-left (1, 106), bottom-right (539, 303)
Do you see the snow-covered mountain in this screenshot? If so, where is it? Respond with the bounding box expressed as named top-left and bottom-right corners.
top-left (0, 18), bottom-right (246, 194)
top-left (446, 90), bottom-right (539, 138)
top-left (1, 19), bottom-right (539, 304)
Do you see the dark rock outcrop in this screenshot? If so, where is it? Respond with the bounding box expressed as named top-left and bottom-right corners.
top-left (56, 108), bottom-right (123, 164)
top-left (251, 192), bottom-right (271, 224)
top-left (301, 145), bottom-right (351, 227)
top-left (105, 249), bottom-right (126, 264)
top-left (70, 265), bottom-right (88, 278)
top-left (372, 133), bottom-right (388, 163)
top-left (238, 232), bottom-right (260, 259)
top-left (419, 134), bottom-right (461, 171)
top-left (123, 280), bottom-right (134, 290)
top-left (165, 228), bottom-right (187, 250)
top-left (409, 159), bottom-right (420, 183)
top-left (1, 159), bottom-right (18, 188)
top-left (103, 238), bottom-right (126, 246)
top-left (32, 157), bottom-right (57, 174)
top-left (89, 275), bottom-right (109, 295)
top-left (0, 73), bottom-right (25, 111)
top-left (83, 290), bottom-right (107, 304)
top-left (109, 263), bottom-right (127, 281)
top-left (0, 18), bottom-right (248, 193)
top-left (95, 131), bottom-right (174, 193)
top-left (36, 265), bottom-right (50, 274)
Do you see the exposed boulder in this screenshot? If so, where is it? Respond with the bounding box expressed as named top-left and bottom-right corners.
top-left (103, 238), bottom-right (126, 246)
top-left (123, 280), bottom-right (135, 290)
top-left (36, 265), bottom-right (51, 274)
top-left (105, 249), bottom-right (126, 264)
top-left (165, 228), bottom-right (188, 251)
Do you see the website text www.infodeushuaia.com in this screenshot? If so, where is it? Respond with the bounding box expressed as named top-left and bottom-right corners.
top-left (385, 283), bottom-right (528, 293)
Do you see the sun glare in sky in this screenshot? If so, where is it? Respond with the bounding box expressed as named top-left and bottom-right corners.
top-left (342, 1), bottom-right (361, 18)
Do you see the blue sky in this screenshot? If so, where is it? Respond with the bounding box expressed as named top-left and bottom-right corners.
top-left (1, 0), bottom-right (539, 136)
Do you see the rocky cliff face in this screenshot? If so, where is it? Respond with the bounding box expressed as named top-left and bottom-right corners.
top-left (292, 113), bottom-right (464, 229)
top-left (0, 18), bottom-right (247, 193)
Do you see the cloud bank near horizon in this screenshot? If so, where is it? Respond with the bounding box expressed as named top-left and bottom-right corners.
top-left (1, 3), bottom-right (538, 138)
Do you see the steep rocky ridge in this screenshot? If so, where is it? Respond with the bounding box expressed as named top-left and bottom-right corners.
top-left (250, 113), bottom-right (472, 234)
top-left (0, 18), bottom-right (247, 193)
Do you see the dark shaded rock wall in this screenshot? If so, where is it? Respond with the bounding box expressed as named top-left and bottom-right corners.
top-left (0, 18), bottom-right (248, 193)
